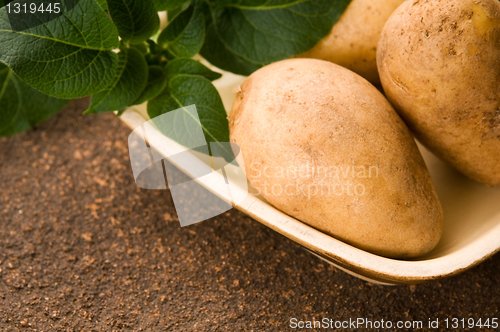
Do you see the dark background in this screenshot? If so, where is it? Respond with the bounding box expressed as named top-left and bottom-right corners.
top-left (1, 100), bottom-right (499, 331)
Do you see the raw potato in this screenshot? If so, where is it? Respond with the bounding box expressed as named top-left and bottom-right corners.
top-left (296, 0), bottom-right (405, 85)
top-left (229, 59), bottom-right (443, 258)
top-left (377, 0), bottom-right (500, 186)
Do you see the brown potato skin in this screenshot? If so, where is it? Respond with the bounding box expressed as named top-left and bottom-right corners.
top-left (229, 59), bottom-right (443, 258)
top-left (296, 0), bottom-right (405, 85)
top-left (377, 0), bottom-right (500, 186)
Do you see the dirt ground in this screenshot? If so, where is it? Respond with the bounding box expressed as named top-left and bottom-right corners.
top-left (0, 99), bottom-right (499, 331)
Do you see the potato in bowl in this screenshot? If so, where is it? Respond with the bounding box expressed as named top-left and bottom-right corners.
top-left (377, 0), bottom-right (500, 187)
top-left (229, 58), bottom-right (443, 259)
top-left (297, 0), bottom-right (405, 85)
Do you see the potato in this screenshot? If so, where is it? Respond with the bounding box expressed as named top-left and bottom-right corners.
top-left (377, 0), bottom-right (500, 187)
top-left (229, 58), bottom-right (443, 258)
top-left (296, 0), bottom-right (405, 85)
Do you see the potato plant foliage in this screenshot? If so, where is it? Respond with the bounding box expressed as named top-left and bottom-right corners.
top-left (0, 0), bottom-right (350, 145)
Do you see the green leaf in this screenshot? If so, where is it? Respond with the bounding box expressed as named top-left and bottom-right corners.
top-left (157, 2), bottom-right (205, 58)
top-left (132, 41), bottom-right (149, 55)
top-left (0, 63), bottom-right (70, 137)
top-left (107, 0), bottom-right (160, 44)
top-left (166, 58), bottom-right (221, 81)
top-left (96, 0), bottom-right (108, 10)
top-left (219, 0), bottom-right (307, 9)
top-left (153, 0), bottom-right (190, 11)
top-left (132, 65), bottom-right (166, 106)
top-left (167, 1), bottom-right (191, 21)
top-left (208, 0), bottom-right (351, 65)
top-left (147, 75), bottom-right (229, 148)
top-left (85, 47), bottom-right (148, 114)
top-left (200, 19), bottom-right (261, 76)
top-left (0, 0), bottom-right (120, 99)
top-left (146, 39), bottom-right (163, 54)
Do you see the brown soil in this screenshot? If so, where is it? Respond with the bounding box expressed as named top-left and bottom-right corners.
top-left (0, 99), bottom-right (499, 331)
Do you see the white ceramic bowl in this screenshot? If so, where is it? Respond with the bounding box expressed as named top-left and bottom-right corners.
top-left (120, 69), bottom-right (500, 285)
